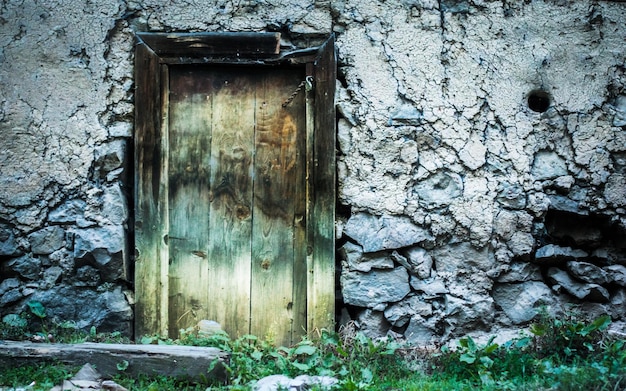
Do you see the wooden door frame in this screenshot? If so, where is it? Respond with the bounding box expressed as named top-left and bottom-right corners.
top-left (133, 32), bottom-right (336, 339)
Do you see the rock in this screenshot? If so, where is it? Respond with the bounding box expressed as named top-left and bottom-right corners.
top-left (392, 247), bottom-right (432, 278)
top-left (496, 262), bottom-right (542, 283)
top-left (432, 242), bottom-right (494, 273)
top-left (74, 265), bottom-right (101, 286)
top-left (8, 255), bottom-right (41, 280)
top-left (508, 231), bottom-right (535, 257)
top-left (0, 288), bottom-right (23, 306)
top-left (404, 315), bottom-right (438, 345)
top-left (492, 281), bottom-right (556, 324)
top-left (0, 278), bottom-right (20, 296)
top-left (606, 264), bottom-right (626, 287)
top-left (355, 309), bottom-right (391, 337)
top-left (412, 171), bottom-right (463, 209)
top-left (72, 363), bottom-right (102, 382)
top-left (343, 212), bottom-right (433, 253)
top-left (388, 103), bottom-right (423, 126)
top-left (0, 224), bottom-right (21, 256)
top-left (445, 294), bottom-right (495, 329)
top-left (567, 261), bottom-right (608, 284)
top-left (28, 285), bottom-right (132, 335)
top-left (610, 289), bottom-right (626, 318)
top-left (547, 267), bottom-right (610, 302)
top-left (593, 248), bottom-right (626, 264)
top-left (604, 174), bottom-right (626, 207)
top-left (94, 140), bottom-right (126, 179)
top-left (197, 320), bottom-right (223, 337)
top-left (458, 135), bottom-right (487, 170)
top-left (384, 295), bottom-right (433, 327)
top-left (43, 266), bottom-right (64, 288)
top-left (341, 267), bottom-right (410, 309)
top-left (48, 199), bottom-right (87, 224)
top-left (531, 151), bottom-right (568, 180)
top-left (102, 184), bottom-right (128, 225)
top-left (339, 242), bottom-right (394, 272)
top-left (73, 225), bottom-right (127, 282)
top-left (409, 276), bottom-right (448, 298)
top-left (496, 182), bottom-right (526, 209)
top-left (535, 244), bottom-right (588, 261)
top-left (28, 226), bottom-right (65, 255)
top-left (255, 374), bottom-right (338, 391)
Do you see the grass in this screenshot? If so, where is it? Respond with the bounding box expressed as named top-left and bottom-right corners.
top-left (1, 312), bottom-right (626, 390)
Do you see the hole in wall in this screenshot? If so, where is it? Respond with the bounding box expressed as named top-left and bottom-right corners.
top-left (527, 89), bottom-right (551, 113)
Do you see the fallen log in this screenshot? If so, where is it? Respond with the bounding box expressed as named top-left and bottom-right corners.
top-left (0, 341), bottom-right (228, 381)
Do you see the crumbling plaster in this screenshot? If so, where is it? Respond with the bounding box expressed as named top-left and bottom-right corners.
top-left (0, 0), bottom-right (625, 341)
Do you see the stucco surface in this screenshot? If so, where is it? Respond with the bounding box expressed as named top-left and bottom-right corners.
top-left (0, 0), bottom-right (625, 341)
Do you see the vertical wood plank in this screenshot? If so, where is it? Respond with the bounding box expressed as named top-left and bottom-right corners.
top-left (308, 36), bottom-right (337, 333)
top-left (206, 69), bottom-right (255, 338)
top-left (251, 69), bottom-right (304, 345)
top-left (167, 66), bottom-right (212, 337)
top-left (291, 70), bottom-right (308, 343)
top-left (134, 42), bottom-right (168, 337)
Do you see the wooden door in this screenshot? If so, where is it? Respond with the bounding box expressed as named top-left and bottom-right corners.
top-left (134, 33), bottom-right (336, 347)
top-left (166, 66), bottom-right (305, 344)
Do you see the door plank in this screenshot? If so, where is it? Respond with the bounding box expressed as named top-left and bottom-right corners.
top-left (251, 69), bottom-right (304, 345)
top-left (308, 36), bottom-right (337, 333)
top-left (134, 43), bottom-right (168, 337)
top-left (167, 67), bottom-right (213, 336)
top-left (206, 69), bottom-right (256, 338)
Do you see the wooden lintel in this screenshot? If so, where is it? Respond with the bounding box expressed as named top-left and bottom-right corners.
top-left (0, 341), bottom-right (228, 381)
top-left (137, 32), bottom-right (281, 57)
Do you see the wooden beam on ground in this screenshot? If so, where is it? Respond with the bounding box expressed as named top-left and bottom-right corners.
top-left (0, 341), bottom-right (228, 381)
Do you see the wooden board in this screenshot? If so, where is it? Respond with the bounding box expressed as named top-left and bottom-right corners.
top-left (167, 67), bottom-right (213, 335)
top-left (206, 69), bottom-right (255, 337)
top-left (0, 341), bottom-right (227, 380)
top-left (250, 70), bottom-right (305, 345)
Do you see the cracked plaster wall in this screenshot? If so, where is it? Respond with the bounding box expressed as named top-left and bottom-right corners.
top-left (0, 0), bottom-right (625, 342)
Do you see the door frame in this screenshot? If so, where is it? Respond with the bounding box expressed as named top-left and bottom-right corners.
top-left (133, 32), bottom-right (336, 339)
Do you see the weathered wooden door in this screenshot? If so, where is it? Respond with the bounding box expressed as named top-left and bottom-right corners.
top-left (167, 66), bottom-right (306, 343)
top-left (134, 33), bottom-right (335, 346)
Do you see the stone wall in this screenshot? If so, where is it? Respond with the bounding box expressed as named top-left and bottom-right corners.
top-left (0, 0), bottom-right (624, 342)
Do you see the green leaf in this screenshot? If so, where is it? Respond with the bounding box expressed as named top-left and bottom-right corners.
top-left (116, 360), bottom-right (129, 371)
top-left (460, 353), bottom-right (476, 364)
top-left (360, 367), bottom-right (373, 384)
top-left (2, 314), bottom-right (27, 328)
top-left (291, 361), bottom-right (311, 371)
top-left (293, 344), bottom-right (317, 356)
top-left (250, 350), bottom-right (263, 361)
top-left (480, 356), bottom-right (494, 368)
top-left (27, 301), bottom-right (46, 319)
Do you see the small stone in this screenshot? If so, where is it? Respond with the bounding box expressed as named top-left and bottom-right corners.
top-left (605, 264), bottom-right (626, 287)
top-left (197, 319), bottom-right (222, 337)
top-left (535, 244), bottom-right (588, 261)
top-left (339, 241), bottom-right (394, 272)
top-left (532, 151), bottom-right (568, 180)
top-left (547, 267), bottom-right (610, 302)
top-left (9, 255), bottom-right (41, 280)
top-left (492, 281), bottom-right (556, 324)
top-left (567, 261), bottom-right (608, 284)
top-left (410, 276), bottom-right (448, 297)
top-left (496, 262), bottom-right (542, 283)
top-left (344, 212), bottom-right (433, 253)
top-left (341, 267), bottom-right (410, 309)
top-left (28, 226), bottom-right (65, 255)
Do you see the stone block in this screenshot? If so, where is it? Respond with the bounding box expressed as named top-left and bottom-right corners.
top-left (341, 266), bottom-right (410, 309)
top-left (344, 212), bottom-right (433, 253)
